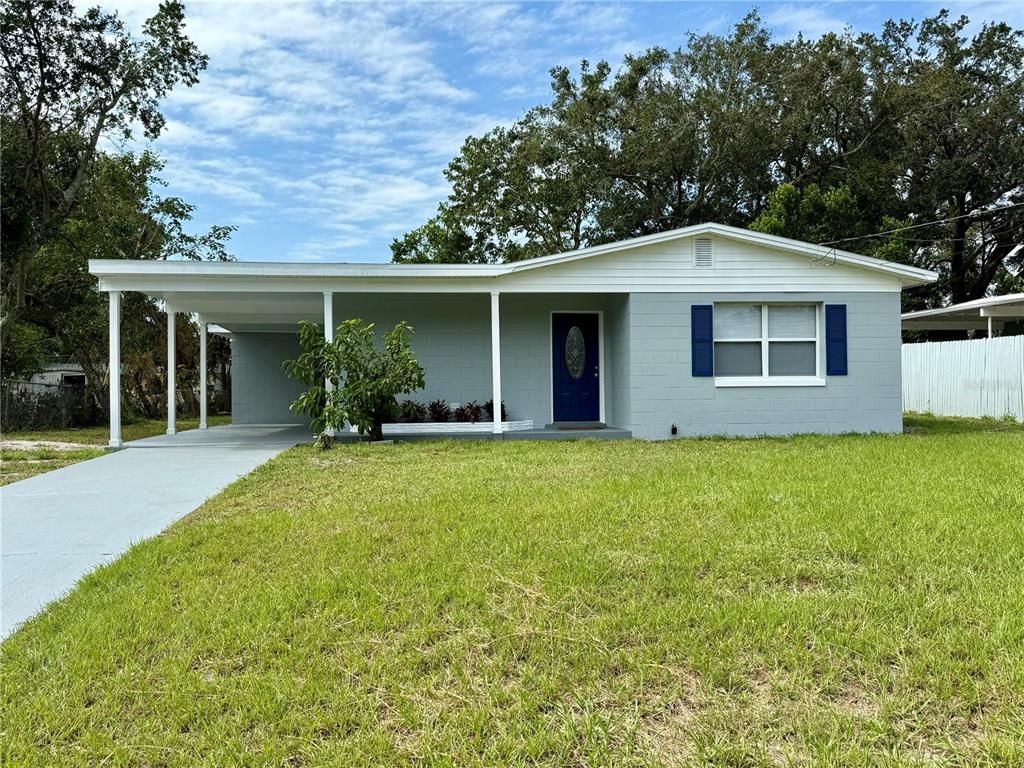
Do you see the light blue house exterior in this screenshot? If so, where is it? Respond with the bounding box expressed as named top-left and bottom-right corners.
top-left (90, 223), bottom-right (936, 443)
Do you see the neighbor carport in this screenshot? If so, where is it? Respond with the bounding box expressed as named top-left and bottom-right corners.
top-left (901, 293), bottom-right (1024, 335)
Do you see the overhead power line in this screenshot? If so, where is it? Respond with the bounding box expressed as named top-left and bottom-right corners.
top-left (816, 202), bottom-right (1024, 248)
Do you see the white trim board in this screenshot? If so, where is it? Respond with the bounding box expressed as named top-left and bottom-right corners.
top-left (89, 222), bottom-right (938, 292)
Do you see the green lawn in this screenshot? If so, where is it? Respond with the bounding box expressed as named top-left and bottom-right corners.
top-left (0, 415), bottom-right (232, 486)
top-left (2, 416), bottom-right (1023, 766)
top-left (3, 414), bottom-right (232, 446)
top-left (0, 446), bottom-right (107, 486)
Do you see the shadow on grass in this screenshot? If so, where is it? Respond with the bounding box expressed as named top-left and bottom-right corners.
top-left (904, 411), bottom-right (1023, 435)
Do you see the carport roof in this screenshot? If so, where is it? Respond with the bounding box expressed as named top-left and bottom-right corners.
top-left (901, 293), bottom-right (1024, 331)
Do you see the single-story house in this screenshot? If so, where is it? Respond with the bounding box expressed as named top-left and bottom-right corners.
top-left (89, 223), bottom-right (936, 445)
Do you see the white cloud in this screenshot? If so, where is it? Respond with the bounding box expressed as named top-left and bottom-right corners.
top-left (83, 1), bottom-right (1024, 263)
top-left (156, 118), bottom-right (234, 149)
top-left (951, 1), bottom-right (1024, 31)
top-left (86, 1), bottom-right (691, 261)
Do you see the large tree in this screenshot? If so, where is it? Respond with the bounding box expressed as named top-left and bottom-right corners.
top-left (876, 13), bottom-right (1024, 303)
top-left (1, 0), bottom-right (232, 417)
top-left (394, 11), bottom-right (1024, 308)
top-left (1, 0), bottom-right (207, 326)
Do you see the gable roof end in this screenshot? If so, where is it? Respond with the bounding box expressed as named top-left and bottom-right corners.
top-left (502, 223), bottom-right (938, 286)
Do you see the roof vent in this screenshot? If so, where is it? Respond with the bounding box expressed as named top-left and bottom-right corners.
top-left (693, 237), bottom-right (714, 268)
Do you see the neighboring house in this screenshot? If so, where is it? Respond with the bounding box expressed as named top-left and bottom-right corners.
top-left (88, 223), bottom-right (936, 445)
top-left (27, 360), bottom-right (87, 388)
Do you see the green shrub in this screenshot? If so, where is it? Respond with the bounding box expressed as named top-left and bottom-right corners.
top-left (427, 399), bottom-right (451, 422)
top-left (397, 400), bottom-right (427, 423)
top-left (284, 319), bottom-right (425, 445)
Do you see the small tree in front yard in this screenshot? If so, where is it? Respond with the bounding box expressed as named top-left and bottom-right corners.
top-left (282, 321), bottom-right (345, 447)
top-left (283, 319), bottom-right (425, 446)
top-left (335, 319), bottom-right (425, 441)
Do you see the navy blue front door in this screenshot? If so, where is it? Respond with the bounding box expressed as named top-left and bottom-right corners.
top-left (552, 313), bottom-right (600, 422)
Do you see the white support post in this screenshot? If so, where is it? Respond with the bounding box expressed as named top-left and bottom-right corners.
top-left (108, 291), bottom-right (122, 448)
top-left (198, 315), bottom-right (208, 429)
top-left (323, 291), bottom-right (335, 437)
top-left (323, 291), bottom-right (335, 344)
top-left (490, 290), bottom-right (502, 435)
top-left (166, 309), bottom-right (176, 435)
top-left (987, 316), bottom-right (994, 338)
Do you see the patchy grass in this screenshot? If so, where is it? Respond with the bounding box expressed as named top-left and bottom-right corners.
top-left (3, 414), bottom-right (232, 446)
top-left (2, 417), bottom-right (1023, 766)
top-left (0, 446), bottom-right (107, 486)
top-left (0, 416), bottom-right (233, 485)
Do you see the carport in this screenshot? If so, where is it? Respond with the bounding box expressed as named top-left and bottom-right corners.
top-left (901, 293), bottom-right (1024, 335)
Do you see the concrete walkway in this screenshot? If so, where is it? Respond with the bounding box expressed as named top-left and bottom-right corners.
top-left (0, 424), bottom-right (308, 639)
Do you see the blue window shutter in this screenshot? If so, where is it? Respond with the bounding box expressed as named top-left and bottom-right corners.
top-left (691, 305), bottom-right (714, 377)
top-left (825, 304), bottom-right (848, 376)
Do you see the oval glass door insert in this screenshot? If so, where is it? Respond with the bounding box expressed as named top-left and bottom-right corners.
top-left (565, 325), bottom-right (585, 379)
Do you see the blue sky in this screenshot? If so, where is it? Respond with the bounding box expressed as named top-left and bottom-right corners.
top-left (100, 1), bottom-right (1023, 263)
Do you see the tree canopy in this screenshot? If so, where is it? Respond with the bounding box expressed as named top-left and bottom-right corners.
top-left (1, 0), bottom-right (232, 418)
top-left (393, 11), bottom-right (1024, 309)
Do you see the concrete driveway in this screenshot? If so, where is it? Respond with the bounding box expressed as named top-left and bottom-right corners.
top-left (1, 424), bottom-right (308, 639)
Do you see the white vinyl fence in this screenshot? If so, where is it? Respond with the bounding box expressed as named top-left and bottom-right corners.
top-left (902, 336), bottom-right (1024, 420)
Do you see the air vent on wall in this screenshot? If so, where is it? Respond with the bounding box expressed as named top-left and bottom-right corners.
top-left (693, 237), bottom-right (714, 267)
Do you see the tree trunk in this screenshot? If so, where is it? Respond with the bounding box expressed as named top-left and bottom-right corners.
top-left (949, 196), bottom-right (970, 305)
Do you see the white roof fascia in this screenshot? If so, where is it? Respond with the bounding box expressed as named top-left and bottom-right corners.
top-left (901, 293), bottom-right (1024, 320)
top-left (88, 222), bottom-right (938, 289)
top-left (87, 260), bottom-right (504, 279)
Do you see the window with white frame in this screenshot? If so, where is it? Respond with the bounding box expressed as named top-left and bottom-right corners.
top-left (713, 304), bottom-right (819, 377)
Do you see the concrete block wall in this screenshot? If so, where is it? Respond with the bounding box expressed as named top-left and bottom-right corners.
top-left (624, 292), bottom-right (903, 439)
top-left (499, 294), bottom-right (619, 427)
top-left (230, 332), bottom-right (310, 424)
top-left (606, 295), bottom-right (631, 431)
top-left (330, 294), bottom-right (494, 409)
top-left (229, 291), bottom-right (901, 438)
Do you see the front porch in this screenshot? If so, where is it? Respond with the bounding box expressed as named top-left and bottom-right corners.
top-left (99, 279), bottom-right (632, 446)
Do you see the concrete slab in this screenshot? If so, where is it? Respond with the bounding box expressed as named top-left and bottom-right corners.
top-left (0, 424), bottom-right (308, 639)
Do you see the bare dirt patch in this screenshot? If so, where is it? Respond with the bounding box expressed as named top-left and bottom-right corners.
top-left (0, 439), bottom-right (96, 451)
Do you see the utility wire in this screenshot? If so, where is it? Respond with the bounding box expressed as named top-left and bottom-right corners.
top-left (860, 224), bottom-right (1024, 247)
top-left (817, 202), bottom-right (1024, 247)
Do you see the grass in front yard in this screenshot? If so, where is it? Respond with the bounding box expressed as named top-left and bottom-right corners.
top-left (0, 415), bottom-right (233, 485)
top-left (904, 411), bottom-right (1022, 434)
top-left (0, 446), bottom-right (107, 486)
top-left (2, 419), bottom-right (1023, 766)
top-left (3, 414), bottom-right (232, 446)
